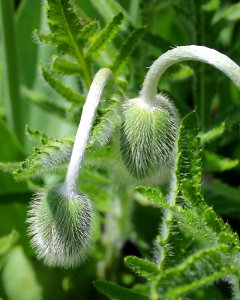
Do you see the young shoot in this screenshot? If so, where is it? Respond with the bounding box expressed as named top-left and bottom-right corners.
top-left (120, 45), bottom-right (240, 179)
top-left (28, 68), bottom-right (113, 268)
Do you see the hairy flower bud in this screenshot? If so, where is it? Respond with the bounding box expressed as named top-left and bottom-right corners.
top-left (28, 187), bottom-right (95, 268)
top-left (120, 94), bottom-right (179, 179)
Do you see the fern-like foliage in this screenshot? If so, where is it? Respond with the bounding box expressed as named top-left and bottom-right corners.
top-left (96, 112), bottom-right (240, 300)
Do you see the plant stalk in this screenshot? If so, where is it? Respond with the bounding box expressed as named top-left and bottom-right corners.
top-left (0, 0), bottom-right (23, 142)
top-left (141, 46), bottom-right (240, 105)
top-left (64, 68), bottom-right (112, 196)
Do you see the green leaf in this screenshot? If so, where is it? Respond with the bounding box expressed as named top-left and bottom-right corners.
top-left (165, 267), bottom-right (236, 300)
top-left (204, 150), bottom-right (239, 172)
top-left (41, 65), bottom-right (85, 104)
top-left (33, 29), bottom-right (55, 46)
top-left (52, 57), bottom-right (82, 75)
top-left (79, 20), bottom-right (98, 41)
top-left (88, 102), bottom-right (121, 149)
top-left (14, 136), bottom-right (74, 181)
top-left (0, 230), bottom-right (19, 256)
top-left (25, 125), bottom-right (51, 144)
top-left (111, 27), bottom-right (146, 73)
top-left (124, 256), bottom-right (158, 281)
top-left (176, 112), bottom-right (202, 204)
top-left (2, 246), bottom-right (43, 300)
top-left (85, 13), bottom-right (123, 60)
top-left (47, 0), bottom-right (83, 56)
top-left (94, 280), bottom-right (149, 300)
top-left (199, 122), bottom-right (225, 144)
top-left (136, 186), bottom-right (169, 209)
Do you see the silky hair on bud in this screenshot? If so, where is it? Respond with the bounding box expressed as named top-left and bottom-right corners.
top-left (28, 187), bottom-right (95, 268)
top-left (120, 94), bottom-right (179, 179)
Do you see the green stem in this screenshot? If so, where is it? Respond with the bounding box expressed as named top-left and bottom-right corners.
top-left (0, 0), bottom-right (23, 142)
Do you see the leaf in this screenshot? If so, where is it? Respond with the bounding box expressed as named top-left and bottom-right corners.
top-left (94, 280), bottom-right (149, 300)
top-left (136, 186), bottom-right (169, 209)
top-left (165, 267), bottom-right (236, 300)
top-left (14, 136), bottom-right (74, 181)
top-left (199, 122), bottom-right (225, 144)
top-left (111, 27), bottom-right (146, 73)
top-left (79, 20), bottom-right (98, 41)
top-left (2, 246), bottom-right (43, 300)
top-left (204, 150), bottom-right (239, 172)
top-left (124, 256), bottom-right (158, 281)
top-left (25, 125), bottom-right (51, 144)
top-left (0, 231), bottom-right (19, 256)
top-left (47, 0), bottom-right (83, 56)
top-left (52, 57), bottom-right (82, 75)
top-left (88, 102), bottom-right (121, 149)
top-left (168, 64), bottom-right (194, 81)
top-left (176, 112), bottom-right (202, 204)
top-left (85, 13), bottom-right (123, 59)
top-left (159, 244), bottom-right (230, 291)
top-left (41, 65), bottom-right (85, 104)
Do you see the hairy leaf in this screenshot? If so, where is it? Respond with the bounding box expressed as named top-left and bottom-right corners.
top-left (85, 13), bottom-right (123, 59)
top-left (124, 256), bottom-right (158, 281)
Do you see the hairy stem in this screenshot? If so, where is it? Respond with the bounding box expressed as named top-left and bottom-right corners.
top-left (64, 68), bottom-right (113, 196)
top-left (0, 0), bottom-right (23, 142)
top-left (141, 45), bottom-right (240, 104)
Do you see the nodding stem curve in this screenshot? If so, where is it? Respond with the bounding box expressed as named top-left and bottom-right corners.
top-left (141, 45), bottom-right (240, 103)
top-left (64, 68), bottom-right (113, 196)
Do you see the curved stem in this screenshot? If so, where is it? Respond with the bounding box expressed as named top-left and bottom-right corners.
top-left (64, 68), bottom-right (113, 196)
top-left (141, 45), bottom-right (240, 103)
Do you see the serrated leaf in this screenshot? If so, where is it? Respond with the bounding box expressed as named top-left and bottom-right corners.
top-left (52, 57), bottom-right (82, 75)
top-left (0, 231), bottom-right (19, 256)
top-left (79, 20), bottom-right (98, 41)
top-left (41, 65), bottom-right (85, 104)
top-left (88, 102), bottom-right (121, 149)
top-left (177, 112), bottom-right (202, 204)
top-left (47, 0), bottom-right (83, 56)
top-left (199, 122), bottom-right (225, 144)
top-left (25, 125), bottom-right (51, 144)
top-left (111, 27), bottom-right (145, 73)
top-left (33, 29), bottom-right (55, 46)
top-left (124, 256), bottom-right (158, 281)
top-left (94, 280), bottom-right (149, 300)
top-left (85, 13), bottom-right (123, 60)
top-left (14, 136), bottom-right (74, 181)
top-left (165, 267), bottom-right (236, 300)
top-left (136, 186), bottom-right (169, 208)
top-left (204, 150), bottom-right (239, 172)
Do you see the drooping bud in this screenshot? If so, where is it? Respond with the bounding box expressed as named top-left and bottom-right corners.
top-left (28, 187), bottom-right (95, 268)
top-left (120, 94), bottom-right (179, 179)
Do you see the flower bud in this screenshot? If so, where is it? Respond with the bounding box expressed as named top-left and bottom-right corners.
top-left (28, 187), bottom-right (95, 268)
top-left (120, 94), bottom-right (179, 179)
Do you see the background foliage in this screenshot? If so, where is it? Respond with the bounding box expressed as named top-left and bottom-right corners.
top-left (0, 0), bottom-right (240, 299)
